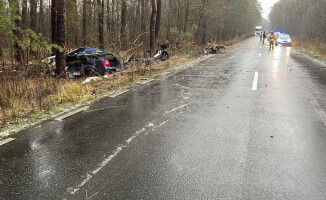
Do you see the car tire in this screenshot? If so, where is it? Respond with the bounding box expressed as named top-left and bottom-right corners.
top-left (85, 67), bottom-right (98, 76)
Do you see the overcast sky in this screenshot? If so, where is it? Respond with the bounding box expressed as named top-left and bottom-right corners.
top-left (258, 0), bottom-right (280, 19)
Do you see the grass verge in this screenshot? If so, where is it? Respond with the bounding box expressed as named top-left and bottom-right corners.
top-left (292, 37), bottom-right (326, 61)
top-left (0, 55), bottom-right (192, 137)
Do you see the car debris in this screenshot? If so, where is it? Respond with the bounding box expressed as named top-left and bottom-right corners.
top-left (204, 44), bottom-right (227, 55)
top-left (41, 56), bottom-right (56, 75)
top-left (154, 41), bottom-right (169, 61)
top-left (82, 76), bottom-right (101, 85)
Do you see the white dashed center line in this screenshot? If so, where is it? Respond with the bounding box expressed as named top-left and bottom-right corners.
top-left (252, 72), bottom-right (259, 91)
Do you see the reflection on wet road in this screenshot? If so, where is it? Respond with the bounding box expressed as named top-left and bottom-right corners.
top-left (1, 38), bottom-right (326, 199)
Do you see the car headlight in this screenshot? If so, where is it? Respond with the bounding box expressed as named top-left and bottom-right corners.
top-left (288, 39), bottom-right (291, 42)
top-left (277, 38), bottom-right (281, 42)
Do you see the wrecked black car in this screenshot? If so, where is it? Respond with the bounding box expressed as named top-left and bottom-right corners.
top-left (66, 47), bottom-right (122, 76)
top-left (42, 47), bottom-right (122, 77)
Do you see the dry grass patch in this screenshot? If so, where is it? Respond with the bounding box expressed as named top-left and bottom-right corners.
top-left (292, 37), bottom-right (326, 60)
top-left (0, 77), bottom-right (96, 126)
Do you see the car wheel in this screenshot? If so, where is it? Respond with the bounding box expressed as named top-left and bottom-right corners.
top-left (85, 68), bottom-right (98, 76)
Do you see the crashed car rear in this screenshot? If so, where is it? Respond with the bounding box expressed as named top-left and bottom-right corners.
top-left (66, 47), bottom-right (122, 77)
top-left (42, 46), bottom-right (122, 77)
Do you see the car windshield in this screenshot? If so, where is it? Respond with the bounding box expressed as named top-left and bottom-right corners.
top-left (281, 35), bottom-right (290, 39)
top-left (102, 54), bottom-right (116, 60)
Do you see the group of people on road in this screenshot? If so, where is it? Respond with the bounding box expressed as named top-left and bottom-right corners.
top-left (259, 31), bottom-right (277, 49)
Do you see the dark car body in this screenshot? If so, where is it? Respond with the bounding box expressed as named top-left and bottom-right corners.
top-left (66, 47), bottom-right (122, 76)
top-left (275, 34), bottom-right (292, 46)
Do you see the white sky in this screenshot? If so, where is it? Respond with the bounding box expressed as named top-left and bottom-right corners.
top-left (258, 0), bottom-right (280, 19)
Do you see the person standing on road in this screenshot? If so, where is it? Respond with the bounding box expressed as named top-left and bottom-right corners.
top-left (268, 31), bottom-right (276, 49)
top-left (260, 32), bottom-right (263, 43)
top-left (262, 31), bottom-right (267, 44)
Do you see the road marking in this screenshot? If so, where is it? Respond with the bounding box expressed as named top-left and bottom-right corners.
top-left (252, 72), bottom-right (259, 91)
top-left (109, 89), bottom-right (129, 97)
top-left (140, 79), bottom-right (155, 85)
top-left (66, 118), bottom-right (175, 195)
top-left (67, 123), bottom-right (151, 195)
top-left (66, 105), bottom-right (184, 195)
top-left (55, 106), bottom-right (90, 121)
top-left (258, 53), bottom-right (261, 57)
top-left (0, 138), bottom-right (15, 146)
top-left (160, 72), bottom-right (171, 76)
top-left (84, 106), bottom-right (126, 113)
top-left (164, 104), bottom-right (189, 114)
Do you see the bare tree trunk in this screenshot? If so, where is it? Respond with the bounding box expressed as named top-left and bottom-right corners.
top-left (135, 0), bottom-right (141, 36)
top-left (183, 0), bottom-right (190, 33)
top-left (55, 0), bottom-right (66, 77)
top-left (106, 0), bottom-right (111, 42)
top-left (98, 0), bottom-right (104, 49)
top-left (150, 0), bottom-right (157, 54)
top-left (121, 0), bottom-right (127, 49)
top-left (30, 0), bottom-right (37, 31)
top-left (140, 0), bottom-right (146, 33)
top-left (39, 0), bottom-right (44, 33)
top-left (166, 0), bottom-right (172, 40)
top-left (22, 0), bottom-right (28, 29)
top-left (9, 0), bottom-right (24, 69)
top-left (73, 0), bottom-right (78, 47)
top-left (111, 0), bottom-right (116, 40)
top-left (82, 0), bottom-right (87, 46)
top-left (51, 0), bottom-right (57, 46)
top-left (155, 0), bottom-right (161, 39)
top-left (115, 0), bottom-right (119, 42)
top-left (201, 17), bottom-right (207, 45)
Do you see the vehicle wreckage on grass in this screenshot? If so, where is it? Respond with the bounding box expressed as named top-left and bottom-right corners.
top-left (204, 44), bottom-right (227, 55)
top-left (42, 47), bottom-right (123, 77)
top-left (42, 43), bottom-right (170, 77)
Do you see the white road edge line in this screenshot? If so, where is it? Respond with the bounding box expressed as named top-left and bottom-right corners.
top-left (109, 89), bottom-right (130, 98)
top-left (140, 79), bottom-right (155, 85)
top-left (252, 72), bottom-right (259, 91)
top-left (164, 104), bottom-right (189, 114)
top-left (160, 72), bottom-right (171, 76)
top-left (0, 138), bottom-right (15, 146)
top-left (55, 106), bottom-right (90, 121)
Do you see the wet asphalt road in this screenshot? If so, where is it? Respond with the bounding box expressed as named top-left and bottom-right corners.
top-left (1, 37), bottom-right (326, 199)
